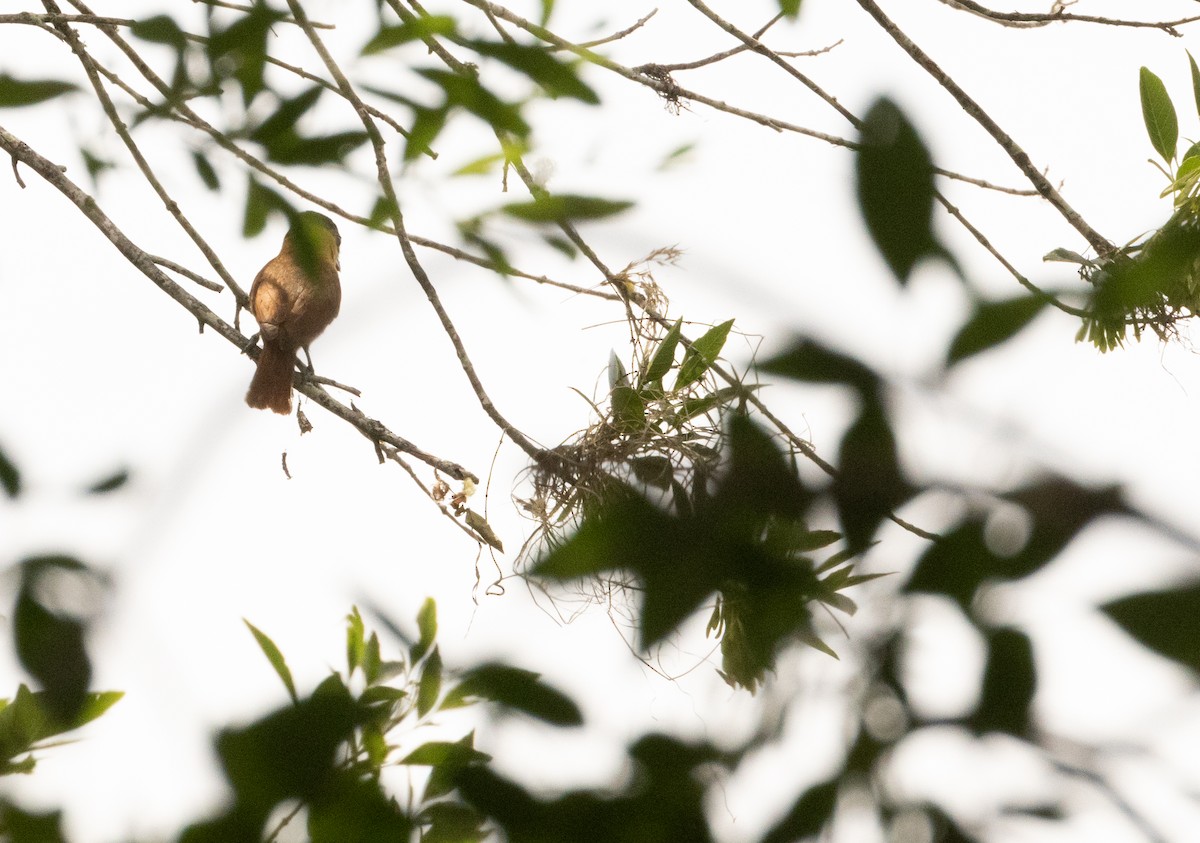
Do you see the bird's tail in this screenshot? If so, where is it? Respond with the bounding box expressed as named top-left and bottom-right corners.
top-left (245, 343), bottom-right (295, 414)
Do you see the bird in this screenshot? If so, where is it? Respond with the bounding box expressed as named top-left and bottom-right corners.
top-left (244, 211), bottom-right (342, 414)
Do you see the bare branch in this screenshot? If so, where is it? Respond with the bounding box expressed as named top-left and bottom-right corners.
top-left (938, 0), bottom-right (1200, 35)
top-left (189, 0), bottom-right (336, 29)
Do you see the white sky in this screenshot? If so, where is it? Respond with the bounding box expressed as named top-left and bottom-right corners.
top-left (2, 1), bottom-right (1200, 841)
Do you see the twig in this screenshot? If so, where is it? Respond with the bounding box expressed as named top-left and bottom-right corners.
top-left (0, 12), bottom-right (134, 26)
top-left (575, 10), bottom-right (657, 49)
top-left (149, 255), bottom-right (224, 292)
top-left (190, 0), bottom-right (336, 29)
top-left (939, 0), bottom-right (1200, 35)
top-left (853, 0), bottom-right (1116, 257)
top-left (0, 122), bottom-right (478, 485)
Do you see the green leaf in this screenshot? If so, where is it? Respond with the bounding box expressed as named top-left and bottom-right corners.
top-left (405, 105), bottom-right (449, 162)
top-left (832, 399), bottom-right (910, 553)
top-left (361, 16), bottom-right (457, 54)
top-left (81, 149), bottom-right (114, 184)
top-left (192, 150), bottom-right (221, 191)
top-left (418, 801), bottom-right (487, 843)
top-left (539, 0), bottom-right (555, 26)
top-left (248, 87), bottom-right (323, 144)
top-left (1190, 51), bottom-right (1200, 120)
top-left (630, 455), bottom-right (674, 490)
top-left (946, 295), bottom-right (1047, 366)
top-left (610, 384), bottom-right (646, 432)
top-left (442, 663), bottom-right (582, 726)
top-left (417, 68), bottom-right (530, 137)
top-left (86, 469), bottom-right (129, 495)
top-left (856, 97), bottom-right (941, 285)
top-left (0, 801), bottom-right (68, 842)
top-left (1140, 66), bottom-right (1179, 163)
top-left (758, 338), bottom-right (879, 399)
top-left (465, 510), bottom-right (505, 552)
top-left (1102, 582), bottom-right (1200, 673)
top-left (0, 446), bottom-right (20, 498)
top-left (244, 620), bottom-right (297, 704)
top-left (466, 40), bottom-right (599, 104)
top-left (411, 597), bottom-right (437, 663)
top-left (642, 319), bottom-right (683, 385)
top-left (417, 647), bottom-right (442, 716)
top-left (674, 319), bottom-right (734, 390)
top-left (15, 559), bottom-right (94, 725)
top-left (778, 0), bottom-right (803, 17)
top-left (205, 1), bottom-right (284, 106)
top-left (0, 75), bottom-right (77, 108)
top-left (501, 194), bottom-right (633, 223)
top-left (131, 15), bottom-right (188, 51)
top-left (971, 627), bottom-right (1036, 737)
top-left (453, 151), bottom-right (506, 176)
top-left (761, 778), bottom-right (836, 843)
top-left (346, 607), bottom-right (365, 676)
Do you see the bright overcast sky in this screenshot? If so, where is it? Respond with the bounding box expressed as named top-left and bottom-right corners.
top-left (3, 1), bottom-right (1200, 841)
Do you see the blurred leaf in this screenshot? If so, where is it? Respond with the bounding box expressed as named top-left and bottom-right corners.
top-left (130, 15), bottom-right (188, 51)
top-left (539, 0), bottom-right (555, 26)
top-left (1043, 247), bottom-right (1094, 266)
top-left (0, 685), bottom-right (120, 775)
top-left (417, 68), bottom-right (529, 136)
top-left (946, 295), bottom-right (1047, 366)
top-left (501, 193), bottom-right (633, 223)
top-left (417, 801), bottom-right (487, 843)
top-left (0, 801), bottom-right (67, 843)
top-left (1140, 66), bottom-right (1178, 163)
top-left (191, 150), bottom-right (220, 191)
top-left (467, 40), bottom-right (598, 103)
top-left (905, 519), bottom-right (994, 609)
top-left (412, 597), bottom-right (438, 663)
top-left (442, 663), bottom-right (582, 726)
top-left (453, 151), bottom-right (506, 176)
top-left (1005, 477), bottom-right (1129, 576)
top-left (405, 105), bottom-right (449, 161)
top-left (85, 469), bottom-right (128, 495)
top-left (659, 142), bottom-right (695, 170)
top-left (779, 0), bottom-right (803, 17)
top-left (248, 87), bottom-right (323, 144)
top-left (270, 132), bottom-right (370, 166)
top-left (361, 16), bottom-right (457, 54)
top-left (1102, 582), bottom-right (1200, 672)
top-left (630, 455), bottom-right (674, 490)
top-left (832, 399), bottom-right (910, 553)
top-left (856, 97), bottom-right (941, 285)
top-left (307, 775), bottom-right (412, 842)
top-left (401, 732), bottom-right (491, 800)
top-left (206, 1), bottom-right (284, 106)
top-left (0, 446), bottom-right (19, 499)
top-left (611, 384), bottom-right (646, 432)
top-left (14, 558), bottom-right (94, 724)
top-left (1190, 51), bottom-right (1200, 120)
top-left (245, 620), bottom-right (297, 704)
top-left (761, 778), bottom-right (836, 843)
top-left (80, 149), bottom-right (114, 185)
top-left (758, 338), bottom-right (879, 399)
top-left (543, 233), bottom-right (577, 258)
top-left (0, 75), bottom-right (77, 108)
top-left (346, 607), bottom-right (366, 676)
top-left (675, 319), bottom-right (734, 390)
top-left (971, 627), bottom-right (1036, 737)
top-left (417, 647), bottom-right (442, 716)
top-left (243, 175), bottom-right (290, 237)
top-left (608, 350), bottom-right (628, 388)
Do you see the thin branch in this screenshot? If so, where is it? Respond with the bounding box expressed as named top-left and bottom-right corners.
top-left (0, 122), bottom-right (478, 486)
top-left (0, 12), bottom-right (133, 26)
top-left (684, 0), bottom-right (860, 128)
top-left (149, 255), bottom-right (224, 292)
top-left (853, 0), bottom-right (1116, 257)
top-left (575, 10), bottom-right (658, 49)
top-left (190, 0), bottom-right (336, 29)
top-left (654, 12), bottom-right (785, 71)
top-left (286, 0), bottom-right (546, 466)
top-left (939, 0), bottom-right (1200, 35)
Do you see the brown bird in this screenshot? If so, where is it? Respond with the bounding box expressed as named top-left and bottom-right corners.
top-left (245, 211), bottom-right (342, 414)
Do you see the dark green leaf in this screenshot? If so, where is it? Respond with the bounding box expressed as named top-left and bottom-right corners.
top-left (761, 778), bottom-right (836, 843)
top-left (1140, 66), bottom-right (1178, 163)
top-left (417, 647), bottom-right (442, 716)
top-left (412, 597), bottom-right (437, 663)
top-left (946, 295), bottom-right (1047, 366)
top-left (86, 469), bottom-right (128, 495)
top-left (971, 627), bottom-right (1036, 737)
top-left (0, 446), bottom-right (20, 498)
top-left (307, 775), bottom-right (412, 842)
top-left (405, 105), bottom-right (449, 161)
top-left (192, 150), bottom-right (220, 191)
top-left (630, 455), bottom-right (674, 490)
top-left (0, 801), bottom-right (68, 843)
top-left (905, 520), bottom-right (994, 609)
top-left (244, 620), bottom-right (298, 704)
top-left (467, 40), bottom-right (598, 103)
top-left (778, 0), bottom-right (803, 17)
top-left (361, 16), bottom-right (457, 54)
top-left (417, 68), bottom-right (529, 136)
top-left (833, 399), bottom-right (910, 553)
top-left (758, 338), bottom-right (879, 399)
top-left (610, 384), bottom-right (646, 432)
top-left (675, 319), bottom-right (734, 390)
top-left (643, 319), bottom-right (683, 385)
top-left (130, 15), bottom-right (188, 50)
top-left (1005, 477), bottom-right (1128, 575)
top-left (442, 663), bottom-right (582, 726)
top-left (418, 802), bottom-right (487, 843)
top-left (242, 176), bottom-right (285, 237)
top-left (206, 1), bottom-right (285, 106)
top-left (248, 87), bottom-right (323, 144)
top-left (1190, 51), bottom-right (1200, 120)
top-left (1102, 582), bottom-right (1200, 673)
top-left (0, 75), bottom-right (77, 108)
top-left (501, 193), bottom-right (633, 223)
top-left (80, 149), bottom-right (114, 184)
top-left (543, 233), bottom-right (577, 258)
top-left (856, 97), bottom-right (941, 285)
top-left (267, 132), bottom-right (370, 166)
top-left (401, 733), bottom-right (491, 800)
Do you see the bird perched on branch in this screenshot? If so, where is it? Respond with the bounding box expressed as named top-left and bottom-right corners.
top-left (245, 211), bottom-right (342, 414)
